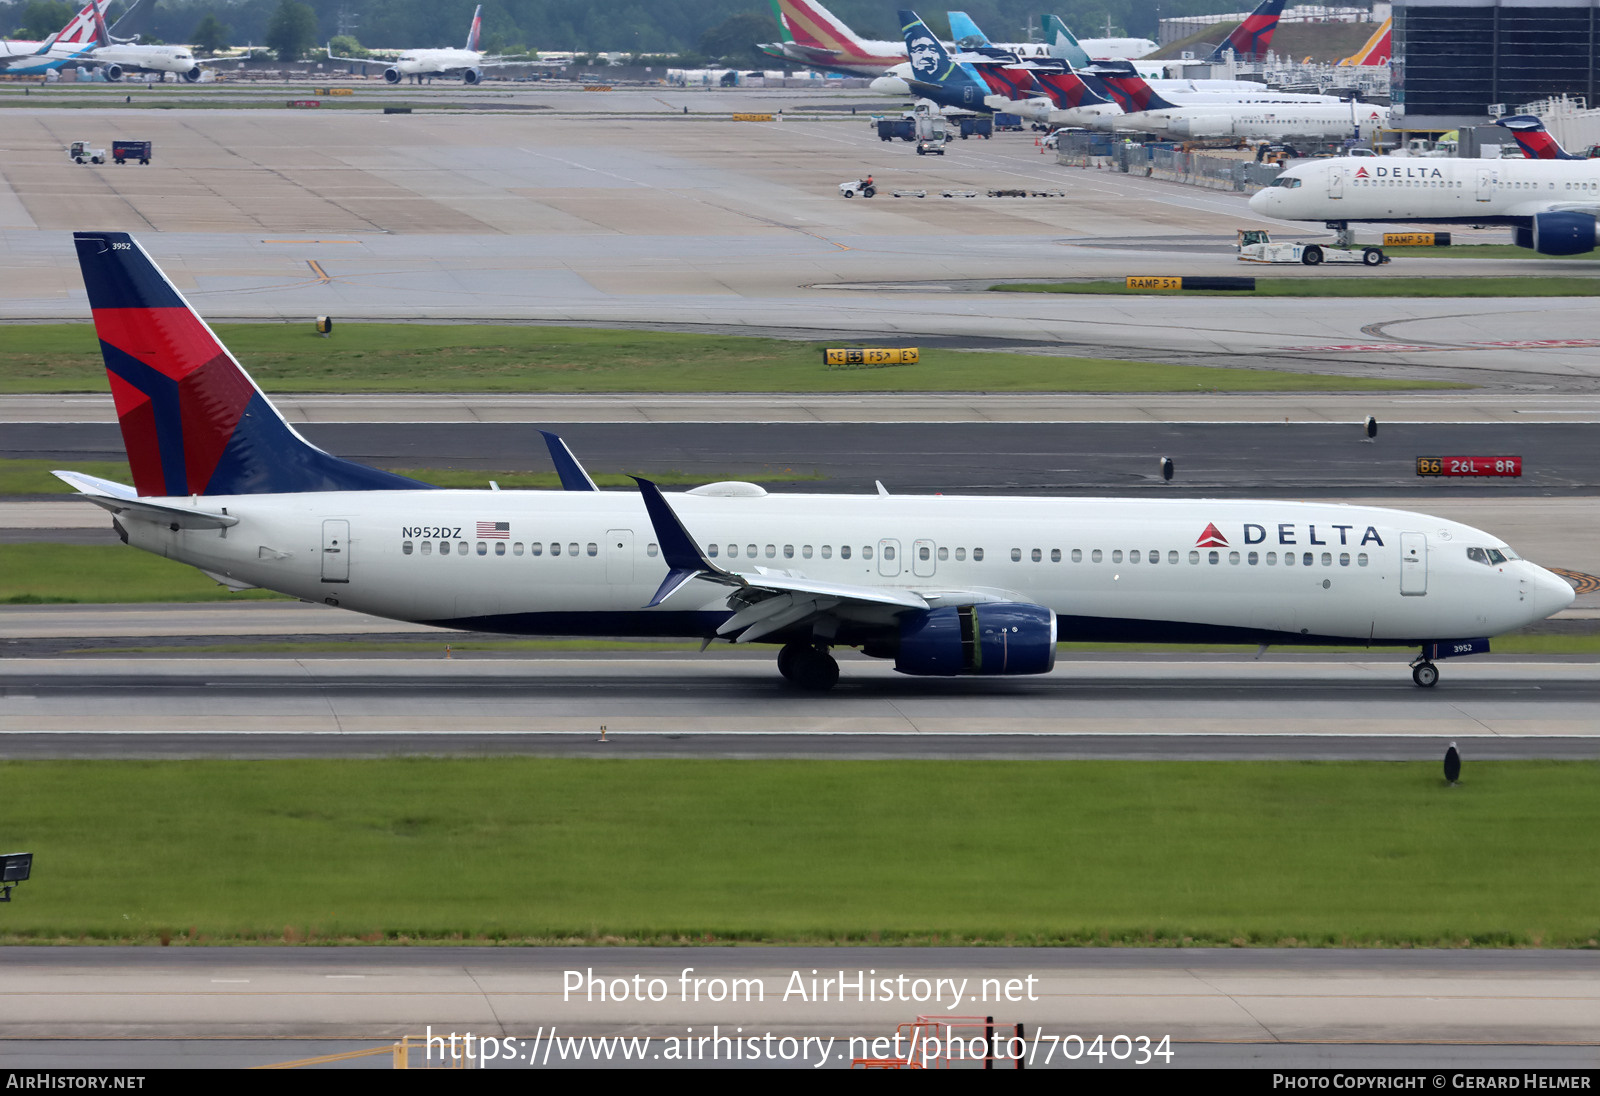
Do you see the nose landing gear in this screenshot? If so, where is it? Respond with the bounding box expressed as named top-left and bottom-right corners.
top-left (778, 642), bottom-right (840, 691)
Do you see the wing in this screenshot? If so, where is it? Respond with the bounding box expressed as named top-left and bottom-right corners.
top-left (632, 477), bottom-right (1021, 644)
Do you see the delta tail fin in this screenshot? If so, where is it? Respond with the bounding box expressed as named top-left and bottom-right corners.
top-left (1084, 60), bottom-right (1177, 112)
top-left (72, 232), bottom-right (431, 497)
top-left (1206, 0), bottom-right (1287, 63)
top-left (1496, 115), bottom-right (1582, 160)
top-left (464, 4), bottom-right (483, 52)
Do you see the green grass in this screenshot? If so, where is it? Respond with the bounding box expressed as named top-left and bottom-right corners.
top-left (0, 458), bottom-right (821, 495)
top-left (2, 759), bottom-right (1597, 946)
top-left (0, 323), bottom-right (1458, 394)
top-left (994, 276), bottom-right (1600, 298)
top-left (0, 545), bottom-right (286, 604)
top-left (1387, 244), bottom-right (1600, 261)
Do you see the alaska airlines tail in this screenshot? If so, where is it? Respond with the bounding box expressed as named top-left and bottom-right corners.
top-left (72, 232), bottom-right (428, 497)
top-left (897, 9), bottom-right (988, 107)
top-left (1040, 13), bottom-right (1092, 68)
top-left (1495, 115), bottom-right (1582, 160)
top-left (1206, 0), bottom-right (1287, 63)
top-left (1337, 17), bottom-right (1391, 67)
top-left (1084, 61), bottom-right (1178, 112)
top-left (464, 4), bottom-right (483, 51)
top-left (947, 11), bottom-right (990, 48)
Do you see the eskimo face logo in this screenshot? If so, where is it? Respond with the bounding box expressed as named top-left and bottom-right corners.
top-left (908, 31), bottom-right (940, 76)
top-left (1195, 522), bottom-right (1229, 548)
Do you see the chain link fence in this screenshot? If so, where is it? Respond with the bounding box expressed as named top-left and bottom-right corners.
top-left (1054, 132), bottom-right (1284, 192)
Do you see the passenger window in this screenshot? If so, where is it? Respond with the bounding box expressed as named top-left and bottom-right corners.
top-left (1285, 552), bottom-right (1295, 566)
top-left (955, 547), bottom-right (965, 561)
top-left (1030, 548), bottom-right (1041, 562)
top-left (920, 546), bottom-right (931, 561)
top-left (1247, 551), bottom-right (1258, 565)
top-left (1320, 552), bottom-right (1331, 566)
top-left (937, 547), bottom-right (947, 561)
top-left (551, 543), bottom-right (561, 556)
top-left (494, 542), bottom-right (505, 556)
top-left (746, 545), bottom-right (757, 558)
top-left (458, 542), bottom-right (468, 556)
top-left (1208, 550), bottom-right (1219, 565)
top-left (402, 540), bottom-right (413, 555)
top-left (1266, 552), bottom-right (1277, 565)
top-left (863, 546), bottom-right (874, 560)
top-left (440, 541), bottom-right (451, 556)
top-left (1050, 548), bottom-right (1060, 563)
top-left (1129, 550), bottom-right (1140, 564)
top-left (1339, 552), bottom-right (1349, 566)
top-left (513, 542), bottom-right (524, 556)
top-left (1303, 552), bottom-right (1313, 567)
top-left (421, 541), bottom-right (433, 556)
top-left (568, 543), bottom-right (579, 556)
top-left (1092, 549), bottom-right (1103, 563)
top-left (647, 544), bottom-right (658, 557)
top-left (883, 546), bottom-right (894, 560)
top-left (1167, 550), bottom-right (1178, 564)
top-left (803, 546), bottom-right (813, 559)
top-left (1229, 551), bottom-right (1239, 565)
top-left (841, 545), bottom-right (851, 560)
top-left (1112, 550), bottom-right (1122, 564)
top-left (476, 542), bottom-right (487, 556)
top-left (708, 544), bottom-right (719, 557)
top-left (1358, 553), bottom-right (1369, 567)
top-left (1189, 550), bottom-right (1199, 564)
top-left (766, 545), bottom-right (776, 558)
top-left (973, 548), bottom-right (984, 561)
top-left (1012, 548), bottom-right (1022, 562)
top-left (1072, 549), bottom-right (1082, 562)
top-left (822, 545), bottom-right (833, 559)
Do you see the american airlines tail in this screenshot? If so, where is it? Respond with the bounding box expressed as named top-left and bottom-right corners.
top-left (464, 4), bottom-right (482, 52)
top-left (72, 232), bottom-right (427, 497)
top-left (1337, 17), bottom-right (1391, 67)
top-left (1205, 0), bottom-right (1288, 63)
top-left (1496, 115), bottom-right (1583, 160)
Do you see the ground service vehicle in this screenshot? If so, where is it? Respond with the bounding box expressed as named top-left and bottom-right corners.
top-left (67, 141), bottom-right (105, 165)
top-left (113, 140), bottom-right (151, 165)
top-left (839, 178), bottom-right (877, 197)
top-left (1236, 228), bottom-right (1386, 266)
top-left (876, 118), bottom-right (915, 141)
top-left (958, 116), bottom-right (992, 138)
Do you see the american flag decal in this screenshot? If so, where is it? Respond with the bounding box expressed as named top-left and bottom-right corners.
top-left (477, 521), bottom-right (510, 539)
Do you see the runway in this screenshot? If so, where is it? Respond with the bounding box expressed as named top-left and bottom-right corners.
top-left (3, 657), bottom-right (1599, 753)
top-left (0, 947), bottom-right (1595, 1069)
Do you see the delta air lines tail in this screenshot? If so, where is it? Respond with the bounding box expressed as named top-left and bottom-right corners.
top-left (1496, 115), bottom-right (1583, 160)
top-left (1206, 0), bottom-right (1288, 62)
top-left (74, 232), bottom-right (426, 497)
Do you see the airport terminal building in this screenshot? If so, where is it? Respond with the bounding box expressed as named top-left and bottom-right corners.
top-left (1393, 0), bottom-right (1600, 129)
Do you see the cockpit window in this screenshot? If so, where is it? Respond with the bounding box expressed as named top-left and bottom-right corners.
top-left (1270, 177), bottom-right (1302, 189)
top-left (1500, 546), bottom-right (1520, 560)
top-left (1486, 548), bottom-right (1507, 565)
top-left (1466, 547), bottom-right (1490, 565)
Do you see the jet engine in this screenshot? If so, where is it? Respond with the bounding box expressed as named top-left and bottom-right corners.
top-left (893, 603), bottom-right (1057, 676)
top-left (1529, 211), bottom-right (1597, 255)
top-left (384, 67), bottom-right (403, 84)
top-left (182, 66), bottom-right (201, 82)
top-left (463, 67), bottom-right (483, 84)
top-left (103, 63), bottom-right (123, 82)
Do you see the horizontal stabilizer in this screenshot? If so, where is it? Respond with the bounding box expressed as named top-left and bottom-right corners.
top-left (53, 470), bottom-right (238, 528)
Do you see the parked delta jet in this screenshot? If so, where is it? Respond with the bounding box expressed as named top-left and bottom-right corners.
top-left (1205, 0), bottom-right (1289, 62)
top-left (1250, 154), bottom-right (1600, 254)
top-left (1496, 115), bottom-right (1587, 160)
top-left (1083, 63), bottom-right (1389, 139)
top-left (327, 5), bottom-right (511, 84)
top-left (59, 231), bottom-right (1574, 691)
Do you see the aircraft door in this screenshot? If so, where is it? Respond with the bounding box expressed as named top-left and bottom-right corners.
top-left (878, 539), bottom-right (902, 577)
top-left (1400, 532), bottom-right (1427, 596)
top-left (913, 539), bottom-right (937, 578)
top-left (1328, 165), bottom-right (1343, 199)
top-left (321, 519), bottom-right (350, 583)
top-left (1477, 170), bottom-right (1495, 202)
top-left (606, 529), bottom-right (634, 585)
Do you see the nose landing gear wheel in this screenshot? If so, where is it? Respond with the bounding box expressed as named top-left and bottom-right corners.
top-left (1412, 661), bottom-right (1438, 688)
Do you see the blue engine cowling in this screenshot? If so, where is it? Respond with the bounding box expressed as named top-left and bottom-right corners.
top-left (1531, 211), bottom-right (1597, 255)
top-left (895, 603), bottom-right (1057, 676)
top-left (383, 67), bottom-right (403, 84)
top-left (463, 67), bottom-right (483, 84)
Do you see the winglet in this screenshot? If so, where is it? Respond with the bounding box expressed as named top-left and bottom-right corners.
top-left (631, 476), bottom-right (742, 607)
top-left (539, 431), bottom-right (599, 491)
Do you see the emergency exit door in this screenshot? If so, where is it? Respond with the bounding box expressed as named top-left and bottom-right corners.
top-left (1400, 533), bottom-right (1426, 596)
top-left (321, 519), bottom-right (350, 583)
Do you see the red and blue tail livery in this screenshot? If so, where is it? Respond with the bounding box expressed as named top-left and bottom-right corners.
top-left (73, 231), bottom-right (428, 497)
top-left (1495, 115), bottom-right (1582, 160)
top-left (1206, 0), bottom-right (1287, 63)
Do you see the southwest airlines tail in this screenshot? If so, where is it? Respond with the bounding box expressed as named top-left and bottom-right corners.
top-left (1337, 17), bottom-right (1391, 66)
top-left (464, 4), bottom-right (482, 52)
top-left (1496, 115), bottom-right (1582, 160)
top-left (1206, 0), bottom-right (1287, 62)
top-left (72, 232), bottom-right (428, 497)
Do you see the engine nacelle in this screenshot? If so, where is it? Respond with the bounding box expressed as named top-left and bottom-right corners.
top-left (1168, 114), bottom-right (1231, 138)
top-left (103, 63), bottom-right (123, 82)
top-left (383, 66), bottom-right (402, 84)
top-left (1513, 226), bottom-right (1534, 250)
top-left (894, 603), bottom-right (1057, 677)
top-left (182, 66), bottom-right (201, 83)
top-left (463, 67), bottom-right (483, 84)
top-left (1531, 211), bottom-right (1597, 256)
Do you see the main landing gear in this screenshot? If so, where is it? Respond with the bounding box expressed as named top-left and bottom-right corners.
top-left (1410, 656), bottom-right (1439, 688)
top-left (778, 642), bottom-right (840, 692)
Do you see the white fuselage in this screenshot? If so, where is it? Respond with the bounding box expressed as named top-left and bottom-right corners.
top-left (1251, 155), bottom-right (1600, 224)
top-left (1108, 100), bottom-right (1388, 138)
top-left (391, 47), bottom-right (482, 77)
top-left (114, 489), bottom-right (1572, 646)
top-left (89, 43), bottom-right (197, 76)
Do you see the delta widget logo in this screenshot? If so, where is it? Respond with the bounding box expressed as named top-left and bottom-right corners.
top-left (1195, 523), bottom-right (1229, 548)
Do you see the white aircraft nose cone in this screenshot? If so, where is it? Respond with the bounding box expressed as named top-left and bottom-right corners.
top-left (1248, 188), bottom-right (1273, 214)
top-left (1531, 566), bottom-right (1577, 619)
top-left (870, 75), bottom-right (909, 95)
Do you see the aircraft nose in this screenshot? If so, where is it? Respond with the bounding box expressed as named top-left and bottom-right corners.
top-left (1248, 188), bottom-right (1273, 214)
top-left (1530, 566), bottom-right (1576, 619)
top-left (870, 75), bottom-right (909, 95)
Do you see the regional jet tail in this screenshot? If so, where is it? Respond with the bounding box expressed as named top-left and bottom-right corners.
top-left (1496, 115), bottom-right (1584, 160)
top-left (1206, 0), bottom-right (1288, 62)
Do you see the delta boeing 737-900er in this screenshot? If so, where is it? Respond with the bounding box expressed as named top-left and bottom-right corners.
top-left (60, 232), bottom-right (1574, 691)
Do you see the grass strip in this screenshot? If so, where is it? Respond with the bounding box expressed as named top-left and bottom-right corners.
top-left (0, 545), bottom-right (286, 604)
top-left (994, 276), bottom-right (1600, 298)
top-left (0, 323), bottom-right (1458, 394)
top-left (1383, 244), bottom-right (1600, 261)
top-left (0, 459), bottom-right (820, 495)
top-left (2, 759), bottom-right (1596, 946)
